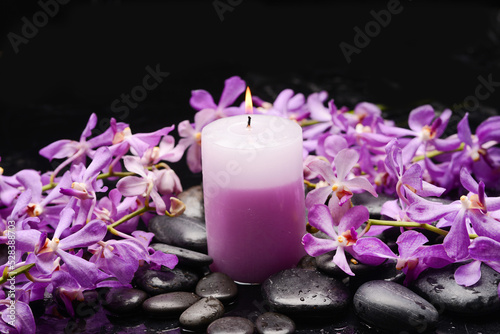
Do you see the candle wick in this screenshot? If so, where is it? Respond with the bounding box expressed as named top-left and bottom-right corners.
top-left (247, 116), bottom-right (252, 128)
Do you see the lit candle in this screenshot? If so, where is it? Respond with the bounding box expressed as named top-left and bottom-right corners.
top-left (201, 87), bottom-right (306, 284)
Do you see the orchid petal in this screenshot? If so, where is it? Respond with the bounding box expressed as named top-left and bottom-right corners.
top-left (334, 149), bottom-right (359, 181)
top-left (305, 186), bottom-right (332, 210)
top-left (53, 207), bottom-right (75, 240)
top-left (338, 205), bottom-right (369, 234)
top-left (353, 237), bottom-right (397, 259)
top-left (57, 250), bottom-right (102, 288)
top-left (308, 204), bottom-right (337, 238)
top-left (459, 167), bottom-right (478, 194)
top-left (333, 247), bottom-right (354, 276)
top-left (454, 260), bottom-right (482, 286)
top-left (408, 105), bottom-right (435, 132)
top-left (39, 140), bottom-right (78, 160)
top-left (83, 147), bottom-right (112, 181)
top-left (59, 220), bottom-right (107, 250)
top-left (190, 89), bottom-right (217, 110)
top-left (469, 237), bottom-right (500, 261)
top-left (302, 234), bottom-right (337, 257)
top-left (218, 76), bottom-right (246, 108)
top-left (443, 209), bottom-right (470, 260)
top-left (122, 156), bottom-right (147, 177)
top-left (344, 176), bottom-right (378, 197)
top-left (81, 113), bottom-right (98, 140)
top-left (307, 159), bottom-right (336, 184)
top-left (116, 176), bottom-right (148, 197)
top-left (186, 144), bottom-right (202, 173)
top-left (397, 230), bottom-right (429, 259)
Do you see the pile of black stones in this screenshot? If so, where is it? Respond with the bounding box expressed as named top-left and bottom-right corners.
top-left (32, 185), bottom-right (500, 334)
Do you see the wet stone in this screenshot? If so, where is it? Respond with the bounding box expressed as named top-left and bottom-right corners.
top-left (207, 316), bottom-right (255, 334)
top-left (349, 259), bottom-right (405, 289)
top-left (412, 263), bottom-right (500, 315)
top-left (134, 268), bottom-right (199, 295)
top-left (296, 254), bottom-right (317, 270)
top-left (142, 292), bottom-right (200, 318)
top-left (316, 251), bottom-right (381, 279)
top-left (54, 288), bottom-right (101, 318)
top-left (262, 268), bottom-right (350, 317)
top-left (179, 297), bottom-right (225, 331)
top-left (148, 214), bottom-right (207, 253)
top-left (150, 243), bottom-right (213, 268)
top-left (354, 280), bottom-right (438, 334)
top-left (104, 288), bottom-right (149, 315)
top-left (351, 191), bottom-right (396, 219)
top-left (177, 185), bottom-right (204, 219)
top-left (196, 272), bottom-right (238, 304)
top-left (255, 312), bottom-right (295, 334)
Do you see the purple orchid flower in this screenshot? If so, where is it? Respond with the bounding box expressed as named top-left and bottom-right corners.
top-left (94, 188), bottom-right (140, 234)
top-left (353, 230), bottom-right (453, 285)
top-left (88, 230), bottom-right (178, 284)
top-left (305, 148), bottom-right (378, 211)
top-left (0, 298), bottom-right (35, 334)
top-left (454, 236), bottom-right (500, 291)
top-left (315, 134), bottom-right (349, 163)
top-left (379, 105), bottom-right (460, 164)
top-left (189, 76), bottom-right (246, 119)
top-left (302, 92), bottom-right (336, 139)
top-left (176, 108), bottom-right (216, 173)
top-left (59, 147), bottom-right (112, 228)
top-left (384, 139), bottom-right (445, 204)
top-left (34, 207), bottom-right (109, 288)
top-left (407, 168), bottom-right (500, 260)
top-left (108, 119), bottom-right (175, 163)
top-left (454, 114), bottom-right (500, 185)
top-left (39, 113), bottom-right (113, 182)
top-left (303, 204), bottom-right (389, 275)
top-left (252, 89), bottom-right (309, 121)
top-left (0, 159), bottom-right (22, 207)
top-left (116, 156), bottom-right (169, 215)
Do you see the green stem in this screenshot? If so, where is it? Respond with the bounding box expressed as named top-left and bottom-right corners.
top-left (0, 263), bottom-right (35, 285)
top-left (96, 171), bottom-right (135, 180)
top-left (107, 205), bottom-right (152, 230)
top-left (299, 120), bottom-right (320, 127)
top-left (367, 219), bottom-right (478, 239)
top-left (412, 143), bottom-right (465, 163)
top-left (41, 163), bottom-right (170, 192)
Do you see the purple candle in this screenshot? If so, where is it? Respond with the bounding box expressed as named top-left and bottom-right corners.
top-left (201, 96), bottom-right (306, 283)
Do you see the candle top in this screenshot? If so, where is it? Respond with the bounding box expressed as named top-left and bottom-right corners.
top-left (202, 114), bottom-right (302, 150)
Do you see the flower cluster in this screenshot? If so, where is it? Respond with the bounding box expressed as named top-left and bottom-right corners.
top-left (1, 75), bottom-right (499, 332)
top-left (175, 76), bottom-right (500, 292)
top-left (0, 115), bottom-right (185, 333)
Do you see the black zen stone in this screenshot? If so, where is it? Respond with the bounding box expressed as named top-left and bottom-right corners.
top-left (354, 280), bottom-right (439, 334)
top-left (177, 185), bottom-right (204, 219)
top-left (207, 316), bottom-right (255, 334)
top-left (261, 268), bottom-right (350, 318)
top-left (196, 272), bottom-right (238, 304)
top-left (104, 288), bottom-right (149, 315)
top-left (179, 297), bottom-right (225, 331)
top-left (134, 268), bottom-right (199, 295)
top-left (296, 254), bottom-right (317, 270)
top-left (316, 251), bottom-right (386, 279)
top-left (148, 214), bottom-right (207, 252)
top-left (351, 191), bottom-right (396, 219)
top-left (412, 263), bottom-right (500, 315)
top-left (255, 312), bottom-right (296, 334)
top-left (142, 292), bottom-right (200, 318)
top-left (150, 243), bottom-right (213, 268)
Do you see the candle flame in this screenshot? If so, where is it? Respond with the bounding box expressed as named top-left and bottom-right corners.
top-left (245, 86), bottom-right (253, 115)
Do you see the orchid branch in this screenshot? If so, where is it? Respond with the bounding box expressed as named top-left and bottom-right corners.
top-left (366, 219), bottom-right (478, 239)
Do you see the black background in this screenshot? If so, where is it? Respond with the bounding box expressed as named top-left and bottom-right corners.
top-left (1, 0), bottom-right (499, 182)
top-left (1, 1), bottom-right (500, 333)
